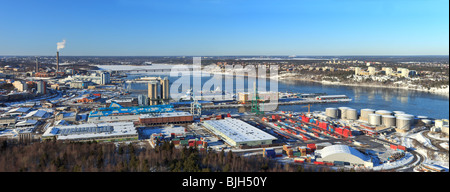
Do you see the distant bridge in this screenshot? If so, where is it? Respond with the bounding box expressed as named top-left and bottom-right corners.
top-left (111, 68), bottom-right (194, 73)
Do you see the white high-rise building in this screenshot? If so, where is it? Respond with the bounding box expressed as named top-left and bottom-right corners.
top-left (101, 72), bottom-right (110, 85)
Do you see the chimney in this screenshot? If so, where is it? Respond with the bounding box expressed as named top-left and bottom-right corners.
top-left (56, 51), bottom-right (59, 72)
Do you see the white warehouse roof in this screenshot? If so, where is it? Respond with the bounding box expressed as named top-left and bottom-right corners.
top-left (203, 118), bottom-right (277, 145)
top-left (317, 145), bottom-right (373, 167)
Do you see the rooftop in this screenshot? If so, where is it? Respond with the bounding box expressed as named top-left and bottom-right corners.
top-left (203, 118), bottom-right (277, 143)
top-left (43, 122), bottom-right (137, 141)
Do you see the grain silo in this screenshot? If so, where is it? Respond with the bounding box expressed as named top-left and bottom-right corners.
top-left (382, 115), bottom-right (396, 127)
top-left (325, 108), bottom-right (338, 118)
top-left (360, 109), bottom-right (375, 122)
top-left (346, 108), bottom-right (358, 120)
top-left (368, 114), bottom-right (382, 126)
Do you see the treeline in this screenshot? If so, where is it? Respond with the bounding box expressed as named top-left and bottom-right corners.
top-left (0, 139), bottom-right (331, 172)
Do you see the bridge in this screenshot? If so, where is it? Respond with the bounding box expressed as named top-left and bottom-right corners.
top-left (111, 68), bottom-right (194, 73)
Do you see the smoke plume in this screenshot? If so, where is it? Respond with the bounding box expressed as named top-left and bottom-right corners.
top-left (57, 40), bottom-right (66, 51)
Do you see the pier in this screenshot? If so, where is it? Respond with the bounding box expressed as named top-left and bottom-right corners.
top-left (175, 99), bottom-right (352, 110)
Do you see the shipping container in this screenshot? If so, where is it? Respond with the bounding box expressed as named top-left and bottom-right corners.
top-left (397, 145), bottom-right (406, 151)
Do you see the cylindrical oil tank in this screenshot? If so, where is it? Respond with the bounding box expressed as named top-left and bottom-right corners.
top-left (382, 115), bottom-right (396, 127)
top-left (368, 114), bottom-right (382, 126)
top-left (376, 110), bottom-right (392, 116)
top-left (435, 120), bottom-right (443, 128)
top-left (360, 109), bottom-right (375, 121)
top-left (346, 108), bottom-right (358, 120)
top-left (396, 117), bottom-right (411, 130)
top-left (397, 114), bottom-right (415, 125)
top-left (421, 119), bottom-right (432, 125)
top-left (325, 108), bottom-right (338, 118)
top-left (393, 111), bottom-right (405, 115)
top-left (338, 107), bottom-right (350, 119)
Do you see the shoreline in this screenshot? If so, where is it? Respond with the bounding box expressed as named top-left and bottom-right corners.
top-left (279, 76), bottom-right (449, 96)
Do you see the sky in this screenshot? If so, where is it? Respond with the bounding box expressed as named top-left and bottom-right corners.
top-left (0, 0), bottom-right (448, 56)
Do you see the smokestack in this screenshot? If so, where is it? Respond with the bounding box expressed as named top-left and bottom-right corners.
top-left (56, 39), bottom-right (66, 73)
top-left (56, 51), bottom-right (59, 72)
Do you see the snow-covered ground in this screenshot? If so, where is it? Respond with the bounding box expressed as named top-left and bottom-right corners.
top-left (401, 131), bottom-right (449, 171)
top-left (373, 152), bottom-right (415, 171)
top-left (407, 131), bottom-right (438, 151)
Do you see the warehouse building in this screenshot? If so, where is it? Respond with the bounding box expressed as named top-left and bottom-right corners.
top-left (202, 118), bottom-right (277, 147)
top-left (42, 122), bottom-right (138, 142)
top-left (139, 112), bottom-right (194, 125)
top-left (315, 145), bottom-right (373, 167)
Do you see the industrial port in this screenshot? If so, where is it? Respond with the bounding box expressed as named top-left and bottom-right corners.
top-left (2, 76), bottom-right (448, 172)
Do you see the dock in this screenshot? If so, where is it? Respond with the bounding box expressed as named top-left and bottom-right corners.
top-left (175, 98), bottom-right (352, 110)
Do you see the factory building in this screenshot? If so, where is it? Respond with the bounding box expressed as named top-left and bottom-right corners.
top-left (88, 102), bottom-right (175, 123)
top-left (202, 118), bottom-right (277, 147)
top-left (315, 145), bottom-right (373, 167)
top-left (42, 122), bottom-right (138, 142)
top-left (139, 112), bottom-right (194, 125)
top-left (238, 92), bottom-right (279, 104)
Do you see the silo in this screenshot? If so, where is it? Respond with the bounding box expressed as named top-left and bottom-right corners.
top-left (346, 108), bottom-right (358, 120)
top-left (338, 107), bottom-right (350, 119)
top-left (396, 117), bottom-right (411, 131)
top-left (376, 110), bottom-right (392, 116)
top-left (360, 109), bottom-right (375, 122)
top-left (368, 114), bottom-right (382, 126)
top-left (382, 115), bottom-right (396, 127)
top-left (325, 108), bottom-right (338, 118)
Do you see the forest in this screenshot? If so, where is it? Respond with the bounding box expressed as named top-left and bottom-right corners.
top-left (0, 139), bottom-right (333, 172)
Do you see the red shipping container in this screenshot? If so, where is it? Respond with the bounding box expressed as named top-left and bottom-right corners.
top-left (196, 141), bottom-right (203, 145)
top-left (397, 145), bottom-right (406, 151)
top-left (307, 143), bottom-right (316, 150)
top-left (275, 154), bottom-right (283, 157)
top-left (390, 145), bottom-right (397, 150)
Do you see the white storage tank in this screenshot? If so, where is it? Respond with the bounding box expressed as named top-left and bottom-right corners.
top-left (360, 109), bottom-right (375, 122)
top-left (382, 115), bottom-right (396, 127)
top-left (325, 108), bottom-right (338, 118)
top-left (435, 120), bottom-right (444, 128)
top-left (376, 110), bottom-right (392, 116)
top-left (421, 119), bottom-right (432, 125)
top-left (346, 108), bottom-right (358, 120)
top-left (396, 117), bottom-right (411, 131)
top-left (396, 114), bottom-right (415, 125)
top-left (393, 111), bottom-right (405, 115)
top-left (368, 114), bottom-right (382, 126)
top-left (338, 107), bottom-right (350, 119)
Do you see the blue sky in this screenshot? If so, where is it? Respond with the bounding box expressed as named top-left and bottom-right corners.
top-left (0, 0), bottom-right (448, 56)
